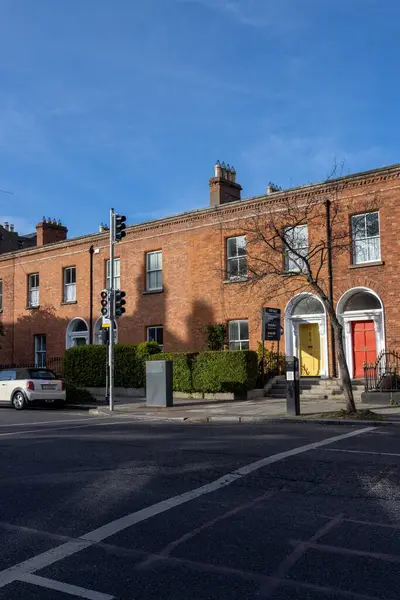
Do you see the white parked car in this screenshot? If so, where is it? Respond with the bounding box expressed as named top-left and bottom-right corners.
top-left (0, 368), bottom-right (66, 409)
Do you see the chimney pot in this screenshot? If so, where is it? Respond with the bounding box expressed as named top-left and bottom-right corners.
top-left (10, 224), bottom-right (14, 232)
top-left (4, 221), bottom-right (9, 231)
top-left (214, 161), bottom-right (222, 178)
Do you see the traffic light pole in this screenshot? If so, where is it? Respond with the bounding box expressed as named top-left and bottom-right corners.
top-left (109, 208), bottom-right (115, 412)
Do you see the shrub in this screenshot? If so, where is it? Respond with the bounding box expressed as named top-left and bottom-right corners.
top-left (205, 324), bottom-right (227, 350)
top-left (65, 382), bottom-right (95, 404)
top-left (192, 350), bottom-right (258, 395)
top-left (63, 342), bottom-right (160, 388)
top-left (149, 352), bottom-right (195, 393)
top-left (64, 345), bottom-right (106, 387)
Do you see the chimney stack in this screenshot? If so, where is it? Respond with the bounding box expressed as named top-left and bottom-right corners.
top-left (267, 182), bottom-right (281, 194)
top-left (209, 161), bottom-right (242, 207)
top-left (36, 217), bottom-right (67, 246)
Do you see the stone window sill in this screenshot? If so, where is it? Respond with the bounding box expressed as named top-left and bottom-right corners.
top-left (26, 305), bottom-right (40, 310)
top-left (60, 301), bottom-right (78, 306)
top-left (143, 288), bottom-right (164, 295)
top-left (349, 260), bottom-right (384, 269)
top-left (223, 277), bottom-right (249, 284)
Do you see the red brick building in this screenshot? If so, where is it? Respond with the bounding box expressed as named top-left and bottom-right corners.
top-left (0, 162), bottom-right (398, 379)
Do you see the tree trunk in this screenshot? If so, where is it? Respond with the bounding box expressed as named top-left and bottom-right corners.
top-left (311, 288), bottom-right (356, 413)
top-left (330, 315), bottom-right (356, 413)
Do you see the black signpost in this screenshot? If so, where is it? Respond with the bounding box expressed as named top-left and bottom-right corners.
top-left (261, 307), bottom-right (282, 388)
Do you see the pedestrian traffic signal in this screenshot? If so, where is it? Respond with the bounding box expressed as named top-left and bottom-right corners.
top-left (115, 290), bottom-right (126, 317)
top-left (100, 290), bottom-right (110, 317)
top-left (114, 214), bottom-right (126, 242)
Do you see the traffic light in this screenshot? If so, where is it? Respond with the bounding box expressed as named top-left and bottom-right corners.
top-left (114, 214), bottom-right (126, 242)
top-left (100, 290), bottom-right (110, 318)
top-left (115, 290), bottom-right (126, 317)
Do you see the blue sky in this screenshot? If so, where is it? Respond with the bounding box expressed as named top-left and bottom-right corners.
top-left (0, 0), bottom-right (399, 237)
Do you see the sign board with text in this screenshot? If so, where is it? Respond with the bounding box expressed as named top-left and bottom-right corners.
top-left (102, 316), bottom-right (111, 328)
top-left (262, 307), bottom-right (281, 341)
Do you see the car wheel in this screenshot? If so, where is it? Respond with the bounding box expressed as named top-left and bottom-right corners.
top-left (12, 391), bottom-right (26, 410)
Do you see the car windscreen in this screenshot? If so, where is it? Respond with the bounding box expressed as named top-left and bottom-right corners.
top-left (27, 369), bottom-right (57, 380)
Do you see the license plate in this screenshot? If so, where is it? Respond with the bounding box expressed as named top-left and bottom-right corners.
top-left (42, 384), bottom-right (56, 390)
top-left (45, 399), bottom-right (55, 403)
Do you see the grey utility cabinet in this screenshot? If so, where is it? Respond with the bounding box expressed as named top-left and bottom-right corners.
top-left (145, 360), bottom-right (173, 407)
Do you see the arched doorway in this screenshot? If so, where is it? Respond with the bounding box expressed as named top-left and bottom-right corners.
top-left (337, 287), bottom-right (384, 379)
top-left (93, 318), bottom-right (118, 345)
top-left (66, 318), bottom-right (89, 349)
top-left (285, 293), bottom-right (328, 377)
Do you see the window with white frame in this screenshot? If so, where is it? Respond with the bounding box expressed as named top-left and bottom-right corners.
top-left (106, 258), bottom-right (120, 289)
top-left (0, 279), bottom-right (2, 311)
top-left (147, 325), bottom-right (163, 349)
top-left (228, 320), bottom-right (249, 350)
top-left (28, 273), bottom-right (40, 307)
top-left (227, 236), bottom-right (247, 280)
top-left (34, 334), bottom-right (46, 367)
top-left (146, 251), bottom-right (162, 291)
top-left (284, 224), bottom-right (308, 272)
top-left (63, 266), bottom-right (76, 302)
top-left (352, 212), bottom-right (380, 264)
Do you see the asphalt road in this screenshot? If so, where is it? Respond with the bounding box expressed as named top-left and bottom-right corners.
top-left (0, 408), bottom-right (399, 599)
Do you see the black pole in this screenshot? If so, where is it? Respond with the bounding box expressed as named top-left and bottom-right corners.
top-left (89, 245), bottom-right (94, 344)
top-left (325, 198), bottom-right (337, 378)
top-left (261, 307), bottom-right (265, 389)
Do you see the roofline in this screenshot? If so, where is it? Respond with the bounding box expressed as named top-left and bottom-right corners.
top-left (1, 161), bottom-right (400, 262)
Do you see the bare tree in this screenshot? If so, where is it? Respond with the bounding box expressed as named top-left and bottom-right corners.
top-left (233, 171), bottom-right (378, 413)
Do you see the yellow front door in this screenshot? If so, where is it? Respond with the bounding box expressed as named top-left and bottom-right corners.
top-left (299, 323), bottom-right (321, 376)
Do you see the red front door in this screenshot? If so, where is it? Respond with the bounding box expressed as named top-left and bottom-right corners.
top-left (352, 320), bottom-right (377, 378)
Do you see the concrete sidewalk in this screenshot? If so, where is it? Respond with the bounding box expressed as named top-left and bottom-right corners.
top-left (89, 394), bottom-right (400, 425)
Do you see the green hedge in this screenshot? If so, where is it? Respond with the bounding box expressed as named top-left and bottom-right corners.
top-left (149, 352), bottom-right (195, 393)
top-left (64, 344), bottom-right (258, 396)
top-left (65, 383), bottom-right (95, 405)
top-left (192, 350), bottom-right (258, 395)
top-left (63, 342), bottom-right (160, 388)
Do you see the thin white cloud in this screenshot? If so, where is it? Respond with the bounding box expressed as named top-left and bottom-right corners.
top-left (175, 0), bottom-right (304, 29)
top-left (241, 133), bottom-right (384, 190)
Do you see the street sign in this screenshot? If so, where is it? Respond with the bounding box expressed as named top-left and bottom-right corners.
top-left (102, 316), bottom-right (111, 328)
top-left (262, 307), bottom-right (281, 341)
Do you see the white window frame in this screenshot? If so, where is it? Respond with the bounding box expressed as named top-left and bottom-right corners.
top-left (63, 266), bottom-right (76, 303)
top-left (284, 224), bottom-right (308, 273)
top-left (226, 236), bottom-right (247, 280)
top-left (0, 279), bottom-right (2, 311)
top-left (28, 273), bottom-right (40, 308)
top-left (106, 258), bottom-right (120, 290)
top-left (34, 334), bottom-right (46, 367)
top-left (228, 319), bottom-right (249, 350)
top-left (352, 211), bottom-right (381, 265)
top-left (147, 325), bottom-right (163, 349)
top-left (146, 251), bottom-right (163, 291)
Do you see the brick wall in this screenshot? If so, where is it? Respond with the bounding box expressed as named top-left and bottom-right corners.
top-left (0, 163), bottom-right (399, 376)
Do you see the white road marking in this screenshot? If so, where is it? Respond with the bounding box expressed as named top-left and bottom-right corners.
top-left (18, 573), bottom-right (114, 599)
top-left (0, 416), bottom-right (106, 428)
top-left (0, 418), bottom-right (156, 438)
top-left (324, 448), bottom-right (400, 458)
top-left (0, 425), bottom-right (374, 590)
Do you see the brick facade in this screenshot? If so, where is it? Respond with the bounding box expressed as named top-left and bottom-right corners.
top-left (0, 162), bottom-right (399, 378)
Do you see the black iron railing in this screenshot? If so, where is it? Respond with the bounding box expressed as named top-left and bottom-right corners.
top-left (0, 357), bottom-right (64, 378)
top-left (364, 350), bottom-right (400, 392)
top-left (262, 352), bottom-right (286, 383)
